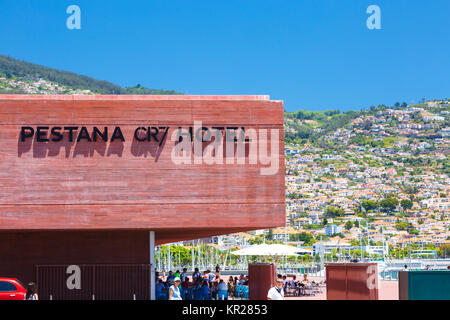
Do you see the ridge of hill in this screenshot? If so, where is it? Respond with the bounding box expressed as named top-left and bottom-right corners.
top-left (0, 54), bottom-right (181, 95)
top-left (284, 100), bottom-right (450, 143)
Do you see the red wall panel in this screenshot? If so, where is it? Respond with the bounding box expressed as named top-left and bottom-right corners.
top-left (0, 230), bottom-right (150, 285)
top-left (0, 95), bottom-right (285, 243)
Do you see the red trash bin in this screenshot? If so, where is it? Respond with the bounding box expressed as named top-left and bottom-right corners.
top-left (248, 263), bottom-right (277, 300)
top-left (326, 263), bottom-right (378, 300)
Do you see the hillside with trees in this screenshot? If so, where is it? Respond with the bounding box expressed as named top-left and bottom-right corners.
top-left (0, 54), bottom-right (181, 95)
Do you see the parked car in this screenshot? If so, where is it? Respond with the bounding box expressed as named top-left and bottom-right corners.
top-left (0, 278), bottom-right (27, 300)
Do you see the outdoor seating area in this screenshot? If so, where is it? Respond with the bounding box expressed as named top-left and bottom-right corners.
top-left (154, 263), bottom-right (330, 300)
top-left (284, 281), bottom-right (324, 297)
top-left (281, 274), bottom-right (325, 297)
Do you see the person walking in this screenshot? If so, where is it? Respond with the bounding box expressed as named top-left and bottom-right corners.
top-left (267, 278), bottom-right (284, 300)
top-left (168, 277), bottom-right (182, 300)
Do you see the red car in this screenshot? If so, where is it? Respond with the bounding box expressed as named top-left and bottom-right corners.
top-left (0, 278), bottom-right (27, 300)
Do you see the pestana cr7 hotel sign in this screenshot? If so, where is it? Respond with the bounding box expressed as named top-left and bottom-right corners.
top-left (19, 121), bottom-right (280, 175)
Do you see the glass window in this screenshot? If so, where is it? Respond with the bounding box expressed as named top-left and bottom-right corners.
top-left (0, 281), bottom-right (17, 292)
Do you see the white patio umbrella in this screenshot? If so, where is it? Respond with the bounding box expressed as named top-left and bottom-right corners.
top-left (231, 243), bottom-right (302, 256)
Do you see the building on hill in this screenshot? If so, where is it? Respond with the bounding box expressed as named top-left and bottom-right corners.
top-left (325, 224), bottom-right (343, 236)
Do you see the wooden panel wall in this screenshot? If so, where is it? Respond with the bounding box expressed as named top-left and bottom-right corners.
top-left (0, 230), bottom-right (150, 285)
top-left (0, 96), bottom-right (285, 242)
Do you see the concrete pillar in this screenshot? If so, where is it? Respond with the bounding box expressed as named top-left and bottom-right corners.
top-left (150, 231), bottom-right (156, 300)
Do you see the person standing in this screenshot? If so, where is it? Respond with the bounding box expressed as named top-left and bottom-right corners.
top-left (215, 263), bottom-right (220, 274)
top-left (181, 268), bottom-right (188, 282)
top-left (290, 275), bottom-right (297, 288)
top-left (25, 282), bottom-right (38, 300)
top-left (229, 277), bottom-right (236, 299)
top-left (169, 277), bottom-right (182, 300)
top-left (282, 275), bottom-right (288, 291)
top-left (200, 280), bottom-right (210, 300)
top-left (155, 279), bottom-right (165, 300)
top-left (181, 276), bottom-right (190, 300)
top-left (193, 268), bottom-right (201, 287)
top-left (207, 270), bottom-right (214, 284)
top-left (217, 279), bottom-right (228, 300)
top-left (211, 277), bottom-right (219, 300)
top-left (166, 271), bottom-right (175, 286)
top-left (267, 278), bottom-right (284, 300)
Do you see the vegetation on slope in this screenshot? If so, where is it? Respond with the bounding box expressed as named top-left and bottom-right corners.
top-left (0, 54), bottom-right (181, 95)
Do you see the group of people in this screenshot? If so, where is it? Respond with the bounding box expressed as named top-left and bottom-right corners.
top-left (157, 268), bottom-right (319, 301)
top-left (156, 266), bottom-right (250, 300)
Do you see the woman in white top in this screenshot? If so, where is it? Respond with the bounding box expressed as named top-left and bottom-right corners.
top-left (25, 282), bottom-right (39, 300)
top-left (169, 277), bottom-right (182, 300)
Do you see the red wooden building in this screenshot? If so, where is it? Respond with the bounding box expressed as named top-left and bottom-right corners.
top-left (0, 95), bottom-right (285, 299)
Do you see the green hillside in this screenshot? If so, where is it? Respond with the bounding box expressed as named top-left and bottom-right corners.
top-left (0, 54), bottom-right (181, 95)
top-left (284, 101), bottom-right (450, 144)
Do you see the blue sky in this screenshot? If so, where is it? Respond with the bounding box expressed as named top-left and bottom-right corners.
top-left (0, 0), bottom-right (449, 111)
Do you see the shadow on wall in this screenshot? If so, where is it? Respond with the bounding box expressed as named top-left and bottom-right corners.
top-left (130, 129), bottom-right (167, 161)
top-left (17, 133), bottom-right (166, 161)
top-left (16, 127), bottom-right (246, 161)
top-left (17, 133), bottom-right (125, 158)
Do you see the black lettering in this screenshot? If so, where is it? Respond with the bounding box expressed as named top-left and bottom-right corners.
top-left (20, 126), bottom-right (34, 142)
top-left (159, 127), bottom-right (169, 147)
top-left (134, 127), bottom-right (147, 142)
top-left (177, 127), bottom-right (191, 142)
top-left (110, 126), bottom-right (125, 142)
top-left (51, 127), bottom-right (63, 142)
top-left (64, 127), bottom-right (78, 142)
top-left (77, 126), bottom-right (92, 142)
top-left (93, 126), bottom-right (108, 142)
top-left (149, 126), bottom-right (159, 142)
top-left (36, 126), bottom-right (49, 142)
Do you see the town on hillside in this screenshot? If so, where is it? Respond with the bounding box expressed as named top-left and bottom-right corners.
top-left (158, 99), bottom-right (449, 273)
top-left (282, 100), bottom-right (449, 262)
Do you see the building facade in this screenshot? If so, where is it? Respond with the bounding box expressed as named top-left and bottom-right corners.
top-left (0, 95), bottom-right (285, 297)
